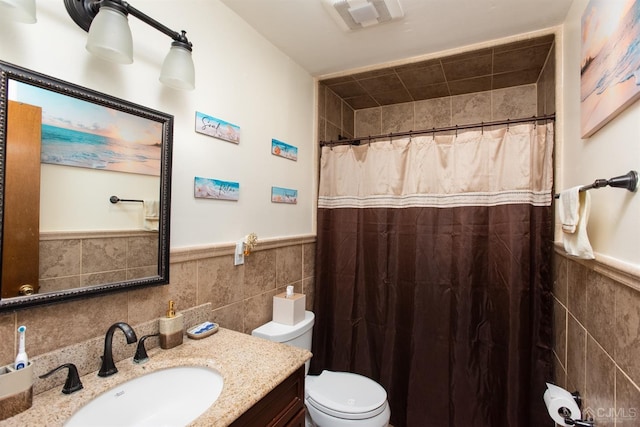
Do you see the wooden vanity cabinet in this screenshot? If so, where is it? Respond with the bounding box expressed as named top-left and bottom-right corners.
top-left (230, 365), bottom-right (306, 427)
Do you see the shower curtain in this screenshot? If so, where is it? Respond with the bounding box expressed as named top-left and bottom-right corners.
top-left (312, 122), bottom-right (555, 427)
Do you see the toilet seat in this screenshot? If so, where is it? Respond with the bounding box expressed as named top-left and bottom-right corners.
top-left (305, 370), bottom-right (388, 420)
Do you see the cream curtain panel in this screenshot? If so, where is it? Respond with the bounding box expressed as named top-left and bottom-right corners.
top-left (318, 122), bottom-right (554, 208)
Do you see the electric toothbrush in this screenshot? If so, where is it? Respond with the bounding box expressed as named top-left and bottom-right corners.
top-left (15, 325), bottom-right (28, 370)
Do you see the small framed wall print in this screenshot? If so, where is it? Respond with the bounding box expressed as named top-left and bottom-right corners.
top-left (271, 139), bottom-right (298, 161)
top-left (195, 111), bottom-right (240, 144)
top-left (194, 176), bottom-right (239, 201)
top-left (271, 186), bottom-right (297, 204)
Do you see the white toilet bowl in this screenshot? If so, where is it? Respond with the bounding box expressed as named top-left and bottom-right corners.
top-left (251, 311), bottom-right (391, 427)
top-left (305, 371), bottom-right (390, 427)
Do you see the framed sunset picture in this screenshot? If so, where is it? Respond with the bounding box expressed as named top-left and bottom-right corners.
top-left (581, 0), bottom-right (640, 137)
top-left (9, 80), bottom-right (163, 176)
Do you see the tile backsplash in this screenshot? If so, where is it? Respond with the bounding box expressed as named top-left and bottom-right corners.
top-left (0, 235), bottom-right (315, 395)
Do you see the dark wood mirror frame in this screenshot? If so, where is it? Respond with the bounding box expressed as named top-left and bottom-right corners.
top-left (0, 60), bottom-right (172, 312)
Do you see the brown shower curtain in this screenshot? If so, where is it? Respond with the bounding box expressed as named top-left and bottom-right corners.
top-left (311, 123), bottom-right (555, 427)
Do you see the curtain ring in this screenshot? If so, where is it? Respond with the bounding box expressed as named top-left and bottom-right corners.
top-left (455, 125), bottom-right (458, 137)
top-left (481, 122), bottom-right (484, 135)
top-left (432, 127), bottom-right (436, 141)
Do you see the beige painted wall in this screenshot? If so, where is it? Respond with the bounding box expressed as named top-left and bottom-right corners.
top-left (557, 0), bottom-right (640, 269)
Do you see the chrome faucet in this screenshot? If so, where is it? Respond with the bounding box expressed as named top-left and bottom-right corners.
top-left (98, 322), bottom-right (138, 377)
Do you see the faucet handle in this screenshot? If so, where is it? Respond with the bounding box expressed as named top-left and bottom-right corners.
top-left (39, 363), bottom-right (83, 394)
top-left (134, 333), bottom-right (160, 364)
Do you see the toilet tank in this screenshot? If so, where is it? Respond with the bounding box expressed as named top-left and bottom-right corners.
top-left (251, 311), bottom-right (315, 351)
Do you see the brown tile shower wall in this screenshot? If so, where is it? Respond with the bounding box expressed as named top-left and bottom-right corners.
top-left (353, 83), bottom-right (538, 137)
top-left (537, 43), bottom-right (556, 116)
top-left (553, 250), bottom-right (640, 427)
top-left (318, 83), bottom-right (355, 142)
top-left (319, 41), bottom-right (556, 143)
top-left (0, 237), bottom-right (315, 395)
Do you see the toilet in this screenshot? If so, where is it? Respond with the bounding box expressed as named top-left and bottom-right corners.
top-left (252, 311), bottom-right (391, 427)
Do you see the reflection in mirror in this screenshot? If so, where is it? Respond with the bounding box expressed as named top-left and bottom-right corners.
top-left (0, 60), bottom-right (172, 311)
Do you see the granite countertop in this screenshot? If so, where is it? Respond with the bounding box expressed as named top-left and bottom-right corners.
top-left (1, 328), bottom-right (311, 427)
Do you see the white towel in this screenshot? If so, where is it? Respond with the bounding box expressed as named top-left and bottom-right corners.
top-left (559, 190), bottom-right (594, 259)
top-left (143, 200), bottom-right (159, 231)
top-left (558, 186), bottom-right (581, 233)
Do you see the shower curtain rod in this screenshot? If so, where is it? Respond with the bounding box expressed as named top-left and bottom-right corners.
top-left (320, 113), bottom-right (556, 147)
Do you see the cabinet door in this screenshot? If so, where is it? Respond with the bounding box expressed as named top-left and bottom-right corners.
top-left (230, 366), bottom-right (305, 427)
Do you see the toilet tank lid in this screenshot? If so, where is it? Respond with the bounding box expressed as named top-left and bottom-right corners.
top-left (251, 311), bottom-right (315, 343)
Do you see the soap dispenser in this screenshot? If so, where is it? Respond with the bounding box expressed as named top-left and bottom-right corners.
top-left (159, 301), bottom-right (184, 349)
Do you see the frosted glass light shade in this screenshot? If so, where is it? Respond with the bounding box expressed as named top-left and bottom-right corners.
top-left (159, 43), bottom-right (195, 90)
top-left (86, 6), bottom-right (133, 64)
top-left (0, 0), bottom-right (36, 23)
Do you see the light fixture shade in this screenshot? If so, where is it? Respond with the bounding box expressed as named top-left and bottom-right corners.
top-left (0, 0), bottom-right (36, 24)
top-left (159, 43), bottom-right (195, 90)
top-left (86, 6), bottom-right (133, 64)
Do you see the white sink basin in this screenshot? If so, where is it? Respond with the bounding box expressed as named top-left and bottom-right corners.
top-left (65, 366), bottom-right (224, 427)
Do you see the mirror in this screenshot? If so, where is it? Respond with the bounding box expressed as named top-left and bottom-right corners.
top-left (0, 60), bottom-right (172, 311)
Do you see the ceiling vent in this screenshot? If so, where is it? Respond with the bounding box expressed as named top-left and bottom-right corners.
top-left (322, 0), bottom-right (404, 31)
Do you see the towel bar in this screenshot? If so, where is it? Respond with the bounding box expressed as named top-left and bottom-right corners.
top-left (110, 196), bottom-right (144, 204)
top-left (553, 170), bottom-right (638, 199)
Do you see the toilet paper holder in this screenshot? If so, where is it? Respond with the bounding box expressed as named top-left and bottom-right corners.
top-left (560, 392), bottom-right (595, 427)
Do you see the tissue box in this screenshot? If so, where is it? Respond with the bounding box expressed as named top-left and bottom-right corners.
top-left (273, 292), bottom-right (306, 325)
top-left (0, 362), bottom-right (33, 420)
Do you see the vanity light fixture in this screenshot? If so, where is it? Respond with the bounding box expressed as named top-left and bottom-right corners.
top-left (0, 0), bottom-right (37, 23)
top-left (64, 0), bottom-right (195, 90)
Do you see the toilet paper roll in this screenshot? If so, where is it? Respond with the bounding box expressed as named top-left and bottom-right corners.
top-left (543, 383), bottom-right (581, 426)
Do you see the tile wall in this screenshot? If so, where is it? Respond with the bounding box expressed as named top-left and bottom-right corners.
top-left (318, 84), bottom-right (355, 142)
top-left (318, 38), bottom-right (556, 145)
top-left (39, 231), bottom-right (158, 294)
top-left (553, 249), bottom-right (640, 427)
top-left (352, 83), bottom-right (538, 137)
top-left (537, 44), bottom-right (556, 116)
top-left (319, 81), bottom-right (540, 143)
top-left (0, 237), bottom-right (316, 395)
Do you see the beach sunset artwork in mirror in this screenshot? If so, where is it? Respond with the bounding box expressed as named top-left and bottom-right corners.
top-left (9, 81), bottom-right (162, 176)
top-left (581, 0), bottom-right (640, 137)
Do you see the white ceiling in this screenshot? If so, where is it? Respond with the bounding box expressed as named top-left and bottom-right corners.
top-left (219, 0), bottom-right (574, 77)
